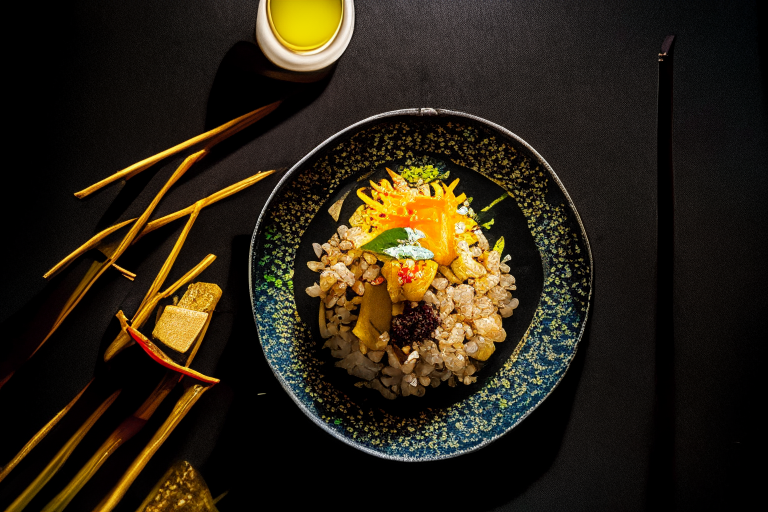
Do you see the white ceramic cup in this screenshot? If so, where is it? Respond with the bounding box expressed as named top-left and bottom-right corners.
top-left (256, 0), bottom-right (355, 73)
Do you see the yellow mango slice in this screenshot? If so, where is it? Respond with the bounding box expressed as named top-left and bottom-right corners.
top-left (382, 259), bottom-right (438, 303)
top-left (352, 282), bottom-right (393, 351)
top-left (402, 260), bottom-right (438, 302)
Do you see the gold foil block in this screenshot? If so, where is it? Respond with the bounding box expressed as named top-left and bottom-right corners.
top-left (138, 461), bottom-right (218, 512)
top-left (177, 282), bottom-right (222, 313)
top-left (152, 306), bottom-right (209, 354)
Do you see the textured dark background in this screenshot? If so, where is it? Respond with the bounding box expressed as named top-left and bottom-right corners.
top-left (1, 1), bottom-right (766, 510)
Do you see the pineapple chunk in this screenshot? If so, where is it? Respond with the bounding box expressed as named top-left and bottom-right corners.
top-left (381, 259), bottom-right (438, 303)
top-left (450, 250), bottom-right (487, 282)
top-left (352, 282), bottom-right (393, 351)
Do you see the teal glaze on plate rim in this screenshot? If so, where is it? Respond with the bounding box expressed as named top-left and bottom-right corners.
top-left (249, 108), bottom-right (593, 461)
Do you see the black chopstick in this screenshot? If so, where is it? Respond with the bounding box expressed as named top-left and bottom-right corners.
top-left (649, 34), bottom-right (676, 508)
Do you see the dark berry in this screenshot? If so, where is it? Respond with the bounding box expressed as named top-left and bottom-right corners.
top-left (390, 302), bottom-right (439, 347)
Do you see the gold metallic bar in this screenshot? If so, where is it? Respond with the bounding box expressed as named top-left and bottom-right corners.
top-left (152, 307), bottom-right (209, 354)
top-left (151, 283), bottom-right (222, 354)
top-left (177, 283), bottom-right (222, 313)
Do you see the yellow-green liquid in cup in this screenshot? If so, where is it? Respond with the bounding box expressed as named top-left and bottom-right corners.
top-left (269, 0), bottom-right (343, 51)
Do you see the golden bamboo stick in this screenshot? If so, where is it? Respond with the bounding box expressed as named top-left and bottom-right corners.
top-left (40, 373), bottom-right (178, 512)
top-left (43, 169), bottom-right (276, 280)
top-left (95, 384), bottom-right (209, 512)
top-left (136, 168), bottom-right (277, 240)
top-left (6, 390), bottom-right (121, 512)
top-left (15, 264), bottom-right (220, 509)
top-left (43, 219), bottom-right (135, 279)
top-left (0, 255), bottom-right (214, 474)
top-left (32, 150), bottom-right (204, 360)
top-left (0, 380), bottom-right (94, 483)
top-left (3, 257), bottom-right (216, 500)
top-left (111, 150), bottom-right (206, 261)
top-left (73, 100), bottom-right (281, 199)
top-left (111, 263), bottom-right (136, 280)
top-left (0, 150), bottom-right (202, 392)
top-left (134, 200), bottom-right (204, 318)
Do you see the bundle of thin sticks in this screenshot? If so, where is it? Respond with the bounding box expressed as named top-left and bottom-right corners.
top-left (1, 100), bottom-right (282, 511)
top-left (0, 100), bottom-right (282, 391)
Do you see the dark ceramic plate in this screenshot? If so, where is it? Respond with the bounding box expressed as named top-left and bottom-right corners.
top-left (249, 109), bottom-right (593, 461)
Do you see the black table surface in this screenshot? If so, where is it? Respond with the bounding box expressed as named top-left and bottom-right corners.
top-left (1, 1), bottom-right (766, 510)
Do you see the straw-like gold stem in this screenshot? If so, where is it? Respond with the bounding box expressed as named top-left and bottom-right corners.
top-left (103, 254), bottom-right (217, 362)
top-left (16, 245), bottom-right (217, 507)
top-left (111, 150), bottom-right (206, 261)
top-left (1, 200), bottom-right (215, 468)
top-left (51, 150), bottom-right (201, 335)
top-left (0, 149), bottom-right (202, 392)
top-left (29, 150), bottom-right (202, 361)
top-left (134, 200), bottom-right (204, 319)
top-left (43, 219), bottom-right (135, 279)
top-left (111, 263), bottom-right (136, 280)
top-left (74, 100), bottom-right (281, 199)
top-left (40, 373), bottom-right (178, 512)
top-left (95, 384), bottom-right (209, 512)
top-left (136, 168), bottom-right (277, 240)
top-left (0, 380), bottom-right (94, 483)
top-left (44, 169), bottom-right (276, 280)
top-left (5, 390), bottom-right (121, 512)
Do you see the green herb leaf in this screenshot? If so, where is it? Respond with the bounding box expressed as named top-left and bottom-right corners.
top-left (361, 228), bottom-right (409, 253)
top-left (361, 228), bottom-right (433, 260)
top-left (399, 165), bottom-right (451, 184)
top-left (492, 236), bottom-right (505, 254)
top-left (473, 192), bottom-right (509, 225)
top-left (480, 193), bottom-right (509, 212)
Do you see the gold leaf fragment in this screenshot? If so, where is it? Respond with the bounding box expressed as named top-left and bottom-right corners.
top-left (328, 190), bottom-right (351, 221)
top-left (177, 283), bottom-right (222, 313)
top-left (152, 307), bottom-right (209, 354)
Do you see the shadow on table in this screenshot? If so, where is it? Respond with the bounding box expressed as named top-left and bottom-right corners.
top-left (422, 325), bottom-right (591, 511)
top-left (759, 1), bottom-right (768, 121)
top-left (204, 41), bottom-right (335, 156)
top-left (0, 326), bottom-right (171, 510)
top-left (94, 40), bottom-right (334, 232)
top-left (199, 234), bottom-right (591, 511)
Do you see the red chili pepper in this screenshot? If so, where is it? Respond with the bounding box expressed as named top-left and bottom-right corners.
top-left (371, 276), bottom-right (385, 285)
top-left (127, 326), bottom-right (219, 385)
top-left (397, 265), bottom-right (415, 284)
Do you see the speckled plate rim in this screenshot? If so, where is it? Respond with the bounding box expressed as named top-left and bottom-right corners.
top-left (249, 108), bottom-right (594, 461)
